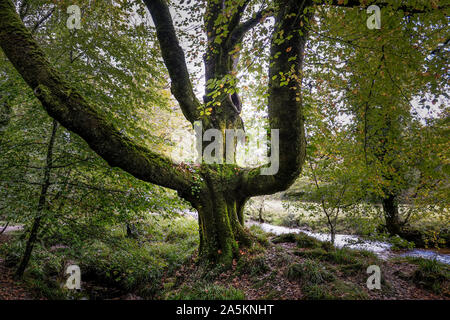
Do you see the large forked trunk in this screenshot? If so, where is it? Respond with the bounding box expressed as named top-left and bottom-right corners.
top-left (0, 0), bottom-right (311, 267)
top-left (175, 0), bottom-right (313, 265)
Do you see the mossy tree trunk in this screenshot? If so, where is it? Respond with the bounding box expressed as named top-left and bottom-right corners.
top-left (195, 191), bottom-right (251, 265)
top-left (382, 194), bottom-right (402, 236)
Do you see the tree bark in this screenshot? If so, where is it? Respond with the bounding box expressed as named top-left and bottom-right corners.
top-left (242, 0), bottom-right (311, 196)
top-left (179, 164), bottom-right (252, 265)
top-left (194, 188), bottom-right (251, 265)
top-left (258, 197), bottom-right (265, 223)
top-left (382, 194), bottom-right (402, 236)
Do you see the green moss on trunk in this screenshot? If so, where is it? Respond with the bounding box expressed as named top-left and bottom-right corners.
top-left (193, 171), bottom-right (252, 266)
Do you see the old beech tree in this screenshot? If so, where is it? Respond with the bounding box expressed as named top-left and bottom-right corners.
top-left (0, 0), bottom-right (444, 265)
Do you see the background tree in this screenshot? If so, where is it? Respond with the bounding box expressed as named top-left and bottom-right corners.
top-left (300, 0), bottom-right (448, 239)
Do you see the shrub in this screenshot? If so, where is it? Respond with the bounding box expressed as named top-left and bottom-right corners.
top-left (249, 225), bottom-right (270, 247)
top-left (272, 233), bottom-right (298, 244)
top-left (286, 260), bottom-right (334, 285)
top-left (389, 235), bottom-right (415, 250)
top-left (0, 240), bottom-right (24, 267)
top-left (236, 255), bottom-right (269, 277)
top-left (412, 258), bottom-right (450, 295)
top-left (167, 282), bottom-right (245, 300)
top-left (0, 217), bottom-right (199, 299)
top-left (296, 233), bottom-right (322, 249)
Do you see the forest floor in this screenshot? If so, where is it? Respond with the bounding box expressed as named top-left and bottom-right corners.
top-left (161, 231), bottom-right (449, 300)
top-left (0, 233), bottom-right (37, 300)
top-left (0, 224), bottom-right (449, 300)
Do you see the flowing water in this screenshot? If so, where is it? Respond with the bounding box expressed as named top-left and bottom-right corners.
top-left (183, 209), bottom-right (450, 264)
top-left (247, 221), bottom-right (450, 265)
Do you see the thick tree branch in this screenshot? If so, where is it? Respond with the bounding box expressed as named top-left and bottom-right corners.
top-left (243, 0), bottom-right (312, 196)
top-left (227, 0), bottom-right (252, 32)
top-left (0, 0), bottom-right (193, 194)
top-left (229, 7), bottom-right (274, 47)
top-left (204, 0), bottom-right (256, 48)
top-left (143, 0), bottom-right (201, 124)
top-left (31, 7), bottom-right (54, 35)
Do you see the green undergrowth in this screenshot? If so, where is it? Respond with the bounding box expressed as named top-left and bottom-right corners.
top-left (271, 232), bottom-right (324, 249)
top-left (248, 225), bottom-right (271, 247)
top-left (284, 258), bottom-right (369, 299)
top-left (0, 216), bottom-right (199, 299)
top-left (302, 280), bottom-right (369, 300)
top-left (286, 259), bottom-right (335, 284)
top-left (406, 257), bottom-right (450, 295)
top-left (166, 281), bottom-right (245, 300)
top-left (3, 218), bottom-right (448, 300)
top-left (285, 248), bottom-right (376, 299)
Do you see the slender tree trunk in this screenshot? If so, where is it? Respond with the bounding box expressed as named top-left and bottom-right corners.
top-left (330, 226), bottom-right (336, 245)
top-left (15, 120), bottom-right (58, 279)
top-left (382, 194), bottom-right (402, 236)
top-left (258, 197), bottom-right (265, 223)
top-left (126, 223), bottom-right (138, 238)
top-left (326, 216), bottom-right (336, 245)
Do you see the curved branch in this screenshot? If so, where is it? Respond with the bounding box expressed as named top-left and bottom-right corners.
top-left (0, 0), bottom-right (193, 194)
top-left (229, 7), bottom-right (274, 47)
top-left (243, 0), bottom-right (311, 196)
top-left (143, 0), bottom-right (201, 124)
top-left (325, 0), bottom-right (448, 14)
top-left (31, 7), bottom-right (54, 35)
top-left (227, 0), bottom-right (252, 32)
